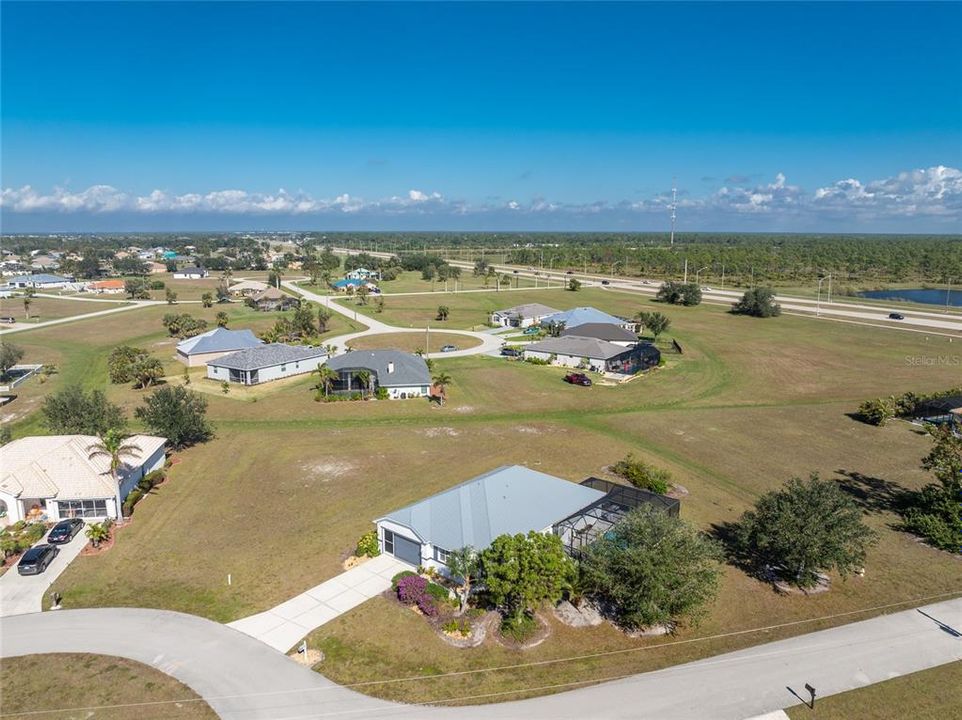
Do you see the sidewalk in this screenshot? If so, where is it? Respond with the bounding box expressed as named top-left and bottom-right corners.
top-left (227, 553), bottom-right (408, 652)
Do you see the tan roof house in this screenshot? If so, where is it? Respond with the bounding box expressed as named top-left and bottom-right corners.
top-left (0, 434), bottom-right (167, 524)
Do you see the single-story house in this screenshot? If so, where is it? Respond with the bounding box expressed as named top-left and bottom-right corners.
top-left (175, 327), bottom-right (263, 367)
top-left (325, 350), bottom-right (431, 398)
top-left (375, 466), bottom-right (680, 569)
top-left (148, 261), bottom-right (168, 274)
top-left (345, 267), bottom-right (380, 280)
top-left (172, 266), bottom-right (209, 279)
top-left (249, 287), bottom-right (298, 311)
top-left (523, 335), bottom-right (660, 374)
top-left (8, 273), bottom-right (74, 289)
top-left (561, 322), bottom-right (638, 346)
top-left (541, 306), bottom-right (634, 331)
top-left (207, 343), bottom-right (328, 385)
top-left (0, 434), bottom-right (167, 524)
top-left (490, 303), bottom-right (560, 328)
top-left (29, 255), bottom-right (60, 271)
top-left (332, 278), bottom-right (380, 293)
top-left (87, 279), bottom-right (126, 295)
top-left (229, 280), bottom-right (270, 297)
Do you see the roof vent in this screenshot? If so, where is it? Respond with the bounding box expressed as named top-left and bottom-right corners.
top-left (387, 361), bottom-right (395, 374)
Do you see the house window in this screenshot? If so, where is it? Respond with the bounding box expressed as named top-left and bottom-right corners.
top-left (434, 546), bottom-right (451, 565)
top-left (383, 529), bottom-right (395, 554)
top-left (280, 364), bottom-right (287, 372)
top-left (58, 499), bottom-right (108, 518)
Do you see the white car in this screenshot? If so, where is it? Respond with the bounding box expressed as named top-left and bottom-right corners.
top-left (701, 286), bottom-right (713, 291)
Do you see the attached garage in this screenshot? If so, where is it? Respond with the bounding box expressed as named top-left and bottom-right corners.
top-left (382, 528), bottom-right (422, 566)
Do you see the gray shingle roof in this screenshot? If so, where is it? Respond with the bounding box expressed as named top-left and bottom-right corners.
top-left (176, 327), bottom-right (263, 355)
top-left (542, 306), bottom-right (628, 327)
top-left (524, 335), bottom-right (634, 360)
top-left (377, 465), bottom-right (606, 551)
top-left (494, 303), bottom-right (559, 319)
top-left (325, 350), bottom-right (430, 387)
top-left (561, 322), bottom-right (638, 342)
top-left (208, 343), bottom-right (328, 371)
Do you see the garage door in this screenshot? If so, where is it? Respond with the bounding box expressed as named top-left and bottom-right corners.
top-left (384, 529), bottom-right (421, 566)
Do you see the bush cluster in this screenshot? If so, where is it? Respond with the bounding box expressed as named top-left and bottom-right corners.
top-left (395, 574), bottom-right (439, 616)
top-left (856, 387), bottom-right (962, 427)
top-left (355, 530), bottom-right (380, 558)
top-left (122, 469), bottom-right (166, 517)
top-left (611, 453), bottom-right (672, 494)
top-left (0, 521), bottom-right (48, 559)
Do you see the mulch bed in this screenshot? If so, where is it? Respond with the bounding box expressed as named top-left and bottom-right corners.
top-left (491, 612), bottom-right (552, 650)
top-left (79, 520), bottom-right (130, 557)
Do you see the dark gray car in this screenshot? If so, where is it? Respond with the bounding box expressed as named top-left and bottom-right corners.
top-left (17, 544), bottom-right (59, 575)
top-left (47, 518), bottom-right (84, 544)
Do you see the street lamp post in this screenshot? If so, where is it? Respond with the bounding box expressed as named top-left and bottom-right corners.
top-left (694, 266), bottom-right (708, 286)
top-left (816, 275), bottom-right (829, 317)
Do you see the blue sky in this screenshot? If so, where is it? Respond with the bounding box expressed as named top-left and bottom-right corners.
top-left (2, 1), bottom-right (960, 232)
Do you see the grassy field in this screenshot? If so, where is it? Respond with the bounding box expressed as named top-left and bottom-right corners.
top-left (0, 295), bottom-right (131, 323)
top-left (0, 653), bottom-right (217, 720)
top-left (784, 661), bottom-right (962, 720)
top-left (347, 331), bottom-right (482, 353)
top-left (15, 284), bottom-right (962, 704)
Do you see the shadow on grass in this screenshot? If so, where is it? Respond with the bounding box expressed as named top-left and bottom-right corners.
top-left (834, 469), bottom-right (911, 514)
top-left (708, 520), bottom-right (757, 576)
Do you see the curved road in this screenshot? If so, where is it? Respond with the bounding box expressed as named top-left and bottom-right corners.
top-left (2, 598), bottom-right (960, 719)
top-left (283, 280), bottom-right (504, 359)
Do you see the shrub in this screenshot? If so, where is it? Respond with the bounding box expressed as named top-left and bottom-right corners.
top-left (442, 618), bottom-right (471, 636)
top-left (391, 570), bottom-right (417, 590)
top-left (149, 280), bottom-right (165, 290)
top-left (85, 519), bottom-right (112, 547)
top-left (417, 596), bottom-right (439, 616)
top-left (355, 530), bottom-right (380, 558)
top-left (425, 582), bottom-right (450, 603)
top-left (857, 397), bottom-right (895, 426)
top-left (374, 387), bottom-right (389, 400)
top-left (611, 453), bottom-right (672, 494)
top-left (396, 574), bottom-right (428, 604)
top-left (500, 612), bottom-right (539, 642)
top-left (524, 356), bottom-right (551, 366)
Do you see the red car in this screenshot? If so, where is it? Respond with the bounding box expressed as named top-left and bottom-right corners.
top-left (563, 372), bottom-right (592, 387)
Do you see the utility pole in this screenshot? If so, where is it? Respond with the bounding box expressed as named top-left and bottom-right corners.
top-left (721, 263), bottom-right (725, 289)
top-left (683, 258), bottom-right (688, 284)
top-left (669, 179), bottom-right (677, 246)
top-left (827, 273), bottom-right (833, 304)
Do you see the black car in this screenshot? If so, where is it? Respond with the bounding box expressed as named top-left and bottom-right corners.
top-left (601, 280), bottom-right (610, 285)
top-left (888, 312), bottom-right (905, 320)
top-left (47, 518), bottom-right (84, 544)
top-left (500, 347), bottom-right (522, 357)
top-left (17, 544), bottom-right (59, 576)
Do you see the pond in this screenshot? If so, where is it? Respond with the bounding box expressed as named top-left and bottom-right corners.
top-left (858, 288), bottom-right (962, 307)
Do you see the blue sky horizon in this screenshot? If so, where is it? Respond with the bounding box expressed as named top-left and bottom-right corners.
top-left (2, 1), bottom-right (960, 233)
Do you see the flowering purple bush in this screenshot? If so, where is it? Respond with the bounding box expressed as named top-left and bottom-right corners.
top-left (396, 575), bottom-right (439, 616)
top-left (396, 574), bottom-right (428, 605)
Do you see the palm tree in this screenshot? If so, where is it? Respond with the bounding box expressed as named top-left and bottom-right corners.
top-left (87, 430), bottom-right (142, 519)
top-left (447, 546), bottom-right (480, 614)
top-left (432, 371), bottom-right (452, 406)
top-left (354, 369), bottom-right (373, 397)
top-left (311, 365), bottom-right (339, 397)
top-left (23, 288), bottom-right (35, 319)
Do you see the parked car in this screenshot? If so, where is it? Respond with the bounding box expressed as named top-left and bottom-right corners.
top-left (440, 344), bottom-right (458, 352)
top-left (888, 312), bottom-right (905, 320)
top-left (0, 316), bottom-right (16, 324)
top-left (563, 372), bottom-right (592, 387)
top-left (565, 270), bottom-right (574, 275)
top-left (47, 518), bottom-right (84, 544)
top-left (17, 544), bottom-right (59, 576)
top-left (512, 270), bottom-right (519, 274)
top-left (601, 280), bottom-right (610, 285)
top-left (701, 286), bottom-right (713, 291)
top-left (523, 325), bottom-right (541, 335)
top-left (500, 347), bottom-right (522, 358)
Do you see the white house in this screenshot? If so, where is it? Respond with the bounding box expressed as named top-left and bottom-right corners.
top-left (345, 267), bottom-right (380, 281)
top-left (207, 344), bottom-right (328, 385)
top-left (7, 273), bottom-right (74, 289)
top-left (0, 434), bottom-right (167, 524)
top-left (374, 465), bottom-right (608, 570)
top-left (176, 327), bottom-right (263, 367)
top-left (489, 303), bottom-right (559, 328)
top-left (172, 266), bottom-right (209, 279)
top-left (522, 335), bottom-right (660, 375)
top-left (540, 306), bottom-right (634, 331)
top-left (325, 350), bottom-right (431, 399)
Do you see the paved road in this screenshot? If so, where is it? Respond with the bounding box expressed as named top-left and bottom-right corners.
top-left (228, 554), bottom-right (408, 652)
top-left (283, 281), bottom-right (504, 359)
top-left (3, 598), bottom-right (959, 719)
top-left (0, 528), bottom-right (87, 616)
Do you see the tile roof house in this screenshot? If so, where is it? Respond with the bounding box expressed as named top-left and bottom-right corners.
top-left (375, 466), bottom-right (608, 568)
top-left (207, 344), bottom-right (328, 385)
top-left (228, 280), bottom-right (270, 297)
top-left (0, 434), bottom-right (167, 523)
top-left (490, 303), bottom-right (559, 328)
top-left (249, 287), bottom-right (298, 311)
top-left (87, 279), bottom-right (126, 294)
top-left (561, 322), bottom-right (639, 346)
top-left (175, 327), bottom-right (263, 367)
top-left (541, 306), bottom-right (633, 330)
top-left (325, 350), bottom-right (431, 398)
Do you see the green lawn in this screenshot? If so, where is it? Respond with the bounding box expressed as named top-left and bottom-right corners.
top-left (0, 653), bottom-right (217, 720)
top-left (784, 661), bottom-right (962, 720)
top-left (347, 331), bottom-right (482, 353)
top-left (0, 295), bottom-right (131, 323)
top-left (13, 284), bottom-right (961, 705)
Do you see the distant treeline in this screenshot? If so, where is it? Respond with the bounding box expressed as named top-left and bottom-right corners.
top-left (4, 232), bottom-right (960, 285)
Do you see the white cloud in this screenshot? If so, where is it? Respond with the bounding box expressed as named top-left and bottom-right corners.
top-left (1, 167), bottom-right (959, 228)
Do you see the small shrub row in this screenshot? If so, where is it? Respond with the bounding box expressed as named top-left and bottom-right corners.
top-left (122, 469), bottom-right (167, 516)
top-left (856, 386), bottom-right (962, 426)
top-left (355, 530), bottom-right (380, 558)
top-left (441, 618), bottom-right (471, 636)
top-left (524, 356), bottom-right (551, 366)
top-left (0, 521), bottom-right (49, 559)
top-left (611, 453), bottom-right (672, 495)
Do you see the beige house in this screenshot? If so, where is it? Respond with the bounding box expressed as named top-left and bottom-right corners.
top-left (175, 327), bottom-right (263, 367)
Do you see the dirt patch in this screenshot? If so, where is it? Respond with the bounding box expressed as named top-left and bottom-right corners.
top-left (342, 555), bottom-right (370, 571)
top-left (452, 405), bottom-right (475, 414)
top-left (516, 426), bottom-right (543, 435)
top-left (774, 574), bottom-right (832, 595)
top-left (302, 459), bottom-right (356, 482)
top-left (290, 648), bottom-right (325, 666)
top-left (420, 427), bottom-right (460, 438)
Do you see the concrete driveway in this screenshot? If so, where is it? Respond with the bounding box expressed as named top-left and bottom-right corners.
top-left (228, 553), bottom-right (408, 652)
top-left (0, 526), bottom-right (88, 616)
